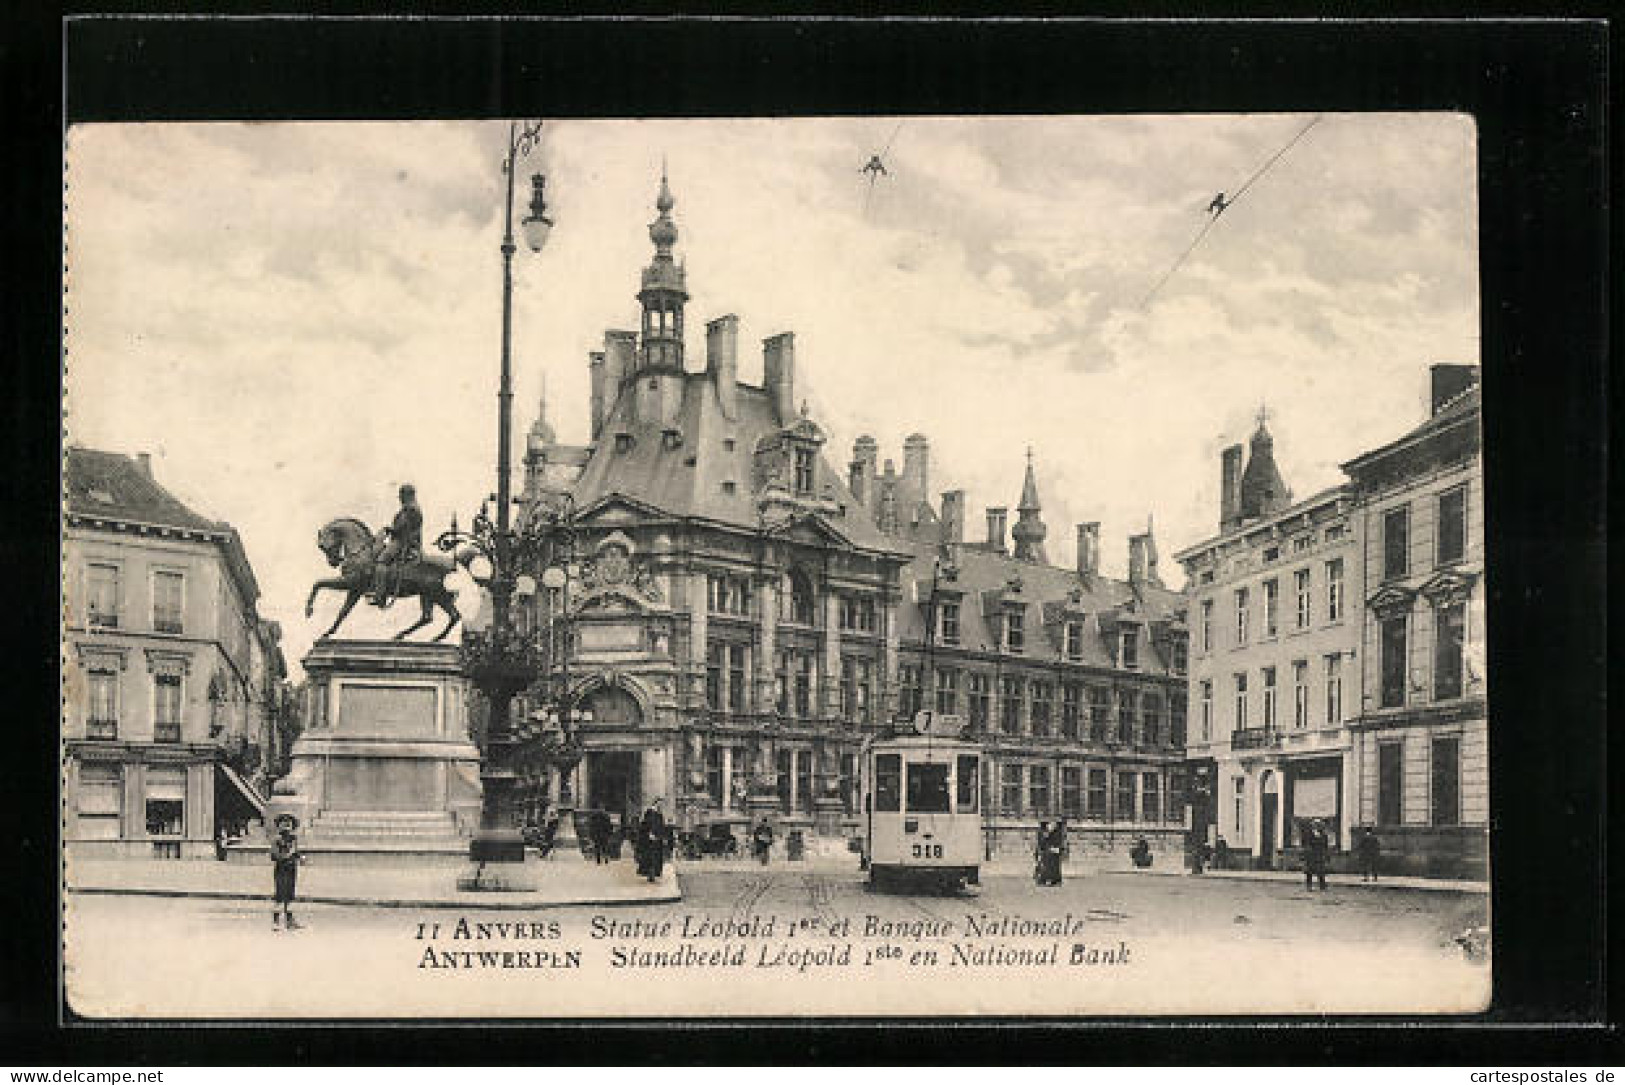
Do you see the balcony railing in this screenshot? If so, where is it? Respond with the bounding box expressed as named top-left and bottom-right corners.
top-left (1231, 727), bottom-right (1282, 751)
top-left (86, 719), bottom-right (118, 740)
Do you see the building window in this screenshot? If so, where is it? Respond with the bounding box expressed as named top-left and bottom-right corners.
top-left (795, 751), bottom-right (813, 812)
top-left (1061, 766), bottom-right (1083, 817)
top-left (1000, 764), bottom-right (1023, 815)
top-left (840, 754), bottom-right (858, 814)
top-left (615, 433), bottom-right (635, 454)
top-left (1378, 741), bottom-right (1404, 826)
top-left (1294, 568), bottom-right (1312, 629)
top-left (1199, 680), bottom-right (1213, 743)
top-left (1064, 619), bottom-right (1085, 661)
top-left (1262, 578), bottom-right (1279, 638)
top-left (144, 766), bottom-right (186, 837)
top-left (874, 754), bottom-right (901, 812)
top-left (705, 746), bottom-right (726, 805)
top-left (1171, 638), bottom-right (1187, 676)
top-left (1325, 653), bottom-right (1343, 723)
top-left (899, 664), bottom-right (924, 719)
top-left (1431, 735), bottom-right (1461, 826)
top-left (938, 600), bottom-right (961, 645)
top-left (790, 651), bottom-right (813, 716)
top-left (934, 668), bottom-right (959, 716)
top-left (730, 645), bottom-right (751, 713)
top-left (999, 676), bottom-right (1023, 734)
top-left (1434, 601), bottom-right (1466, 700)
top-left (708, 642), bottom-right (750, 714)
top-left (785, 571), bottom-right (816, 626)
top-left (1116, 689), bottom-right (1135, 744)
top-left (1199, 599), bottom-right (1213, 653)
top-left (1004, 610), bottom-right (1025, 654)
top-left (1437, 486), bottom-right (1467, 566)
top-left (1142, 693), bottom-right (1162, 746)
top-left (708, 574), bottom-right (753, 617)
top-left (1261, 667), bottom-right (1277, 730)
top-left (1293, 534), bottom-right (1314, 553)
top-left (1169, 769), bottom-right (1187, 817)
top-left (87, 562), bottom-right (120, 628)
top-left (1292, 660), bottom-right (1309, 728)
top-left (1326, 558), bottom-right (1344, 622)
top-left (1170, 696), bottom-right (1187, 747)
top-left (1233, 672), bottom-right (1249, 731)
top-left (1383, 506), bottom-right (1410, 580)
top-left (706, 642), bottom-right (724, 710)
top-left (77, 763), bottom-right (123, 840)
top-left (87, 663), bottom-right (119, 739)
top-left (1030, 681), bottom-right (1052, 737)
top-left (1263, 545), bottom-right (1280, 564)
top-left (1234, 588), bottom-right (1249, 645)
top-left (152, 570), bottom-right (184, 634)
top-left (967, 673), bottom-right (991, 730)
top-left (776, 749), bottom-right (793, 812)
top-left (154, 673), bottom-right (183, 742)
top-left (1088, 687), bottom-right (1110, 742)
top-left (1142, 773), bottom-right (1161, 822)
top-left (1234, 777), bottom-right (1246, 834)
top-left (793, 447), bottom-right (815, 495)
top-left (840, 656), bottom-right (872, 723)
top-left (1027, 765), bottom-right (1051, 815)
top-left (1086, 768), bottom-right (1108, 818)
top-left (839, 594), bottom-right (877, 633)
top-left (1380, 614), bottom-right (1407, 708)
top-left (956, 755), bottom-right (979, 813)
top-left (1060, 683), bottom-right (1081, 739)
top-left (1119, 629), bottom-right (1139, 670)
top-left (1115, 772), bottom-right (1137, 821)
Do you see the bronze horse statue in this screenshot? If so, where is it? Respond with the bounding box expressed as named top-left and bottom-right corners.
top-left (305, 517), bottom-right (463, 641)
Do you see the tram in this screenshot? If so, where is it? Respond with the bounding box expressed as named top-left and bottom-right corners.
top-left (859, 712), bottom-right (983, 893)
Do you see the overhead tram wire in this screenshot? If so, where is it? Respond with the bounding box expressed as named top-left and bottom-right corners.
top-left (1138, 114), bottom-right (1324, 309)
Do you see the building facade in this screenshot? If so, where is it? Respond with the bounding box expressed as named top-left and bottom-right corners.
top-left (64, 448), bottom-right (282, 858)
top-left (514, 175), bottom-right (1189, 853)
top-left (1343, 366), bottom-right (1486, 878)
top-left (1174, 421), bottom-right (1364, 865)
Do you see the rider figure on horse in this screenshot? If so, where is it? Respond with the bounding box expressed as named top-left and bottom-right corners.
top-left (371, 484), bottom-right (422, 606)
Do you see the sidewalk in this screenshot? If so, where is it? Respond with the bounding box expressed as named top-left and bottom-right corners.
top-left (1103, 863), bottom-right (1488, 894)
top-left (65, 856), bottom-right (681, 909)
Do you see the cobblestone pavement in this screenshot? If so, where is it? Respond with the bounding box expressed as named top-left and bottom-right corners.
top-left (65, 865), bottom-right (1489, 1019)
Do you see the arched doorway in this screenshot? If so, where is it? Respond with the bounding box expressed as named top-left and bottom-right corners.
top-left (1258, 769), bottom-right (1280, 869)
top-left (581, 686), bottom-right (645, 820)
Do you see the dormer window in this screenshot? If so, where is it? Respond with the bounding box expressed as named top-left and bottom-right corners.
top-left (1004, 610), bottom-right (1025, 654)
top-left (1120, 629), bottom-right (1139, 670)
top-left (793, 447), bottom-right (815, 495)
top-left (938, 599), bottom-right (960, 645)
top-left (1064, 619), bottom-right (1085, 661)
top-left (661, 429), bottom-right (683, 451)
top-left (614, 433), bottom-right (635, 454)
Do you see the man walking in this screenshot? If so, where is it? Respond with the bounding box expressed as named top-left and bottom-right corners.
top-left (1302, 819), bottom-right (1330, 892)
top-left (269, 813), bottom-right (304, 930)
top-left (1356, 825), bottom-right (1382, 882)
top-left (751, 817), bottom-right (774, 866)
top-left (637, 799), bottom-right (668, 882)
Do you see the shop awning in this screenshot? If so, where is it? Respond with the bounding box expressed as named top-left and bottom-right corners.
top-left (215, 762), bottom-right (268, 824)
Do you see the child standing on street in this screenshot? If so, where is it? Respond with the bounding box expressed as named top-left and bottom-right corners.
top-left (270, 813), bottom-right (304, 930)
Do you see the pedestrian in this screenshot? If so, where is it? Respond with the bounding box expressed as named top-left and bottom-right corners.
top-left (269, 813), bottom-right (303, 930)
top-left (1187, 830), bottom-right (1207, 875)
top-left (751, 817), bottom-right (774, 865)
top-left (1357, 825), bottom-right (1381, 882)
top-left (591, 809), bottom-right (613, 864)
top-left (1032, 821), bottom-right (1050, 885)
top-left (637, 799), bottom-right (668, 882)
top-left (1130, 835), bottom-right (1153, 869)
top-left (1303, 818), bottom-right (1330, 891)
top-left (538, 809), bottom-right (559, 858)
top-left (1214, 836), bottom-right (1230, 872)
top-left (1044, 820), bottom-right (1067, 886)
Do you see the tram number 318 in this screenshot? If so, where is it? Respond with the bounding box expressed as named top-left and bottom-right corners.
top-left (910, 843), bottom-right (944, 859)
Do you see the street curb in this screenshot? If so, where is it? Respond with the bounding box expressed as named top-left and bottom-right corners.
top-left (1098, 869), bottom-right (1489, 894)
top-left (66, 883), bottom-right (683, 910)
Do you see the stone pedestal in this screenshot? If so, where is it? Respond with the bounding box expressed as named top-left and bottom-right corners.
top-left (272, 640), bottom-right (482, 855)
top-left (812, 794), bottom-right (846, 837)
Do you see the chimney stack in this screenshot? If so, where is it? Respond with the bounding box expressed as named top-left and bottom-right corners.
top-left (762, 333), bottom-right (796, 424)
top-left (588, 351), bottom-right (607, 439)
top-left (878, 459), bottom-right (899, 534)
top-left (135, 452), bottom-right (153, 479)
top-left (985, 507), bottom-right (1008, 554)
top-left (1128, 534), bottom-right (1149, 586)
top-left (1429, 363), bottom-right (1480, 416)
top-left (602, 329), bottom-right (638, 427)
top-left (902, 433), bottom-right (930, 512)
top-left (706, 315), bottom-right (740, 420)
top-left (1076, 522), bottom-right (1100, 577)
top-left (940, 490), bottom-right (966, 545)
top-left (1220, 443), bottom-right (1244, 531)
top-left (850, 435), bottom-right (878, 508)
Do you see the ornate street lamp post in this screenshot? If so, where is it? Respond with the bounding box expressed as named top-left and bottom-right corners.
top-left (434, 120), bottom-right (559, 879)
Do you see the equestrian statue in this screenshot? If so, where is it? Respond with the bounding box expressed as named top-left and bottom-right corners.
top-left (305, 485), bottom-right (464, 641)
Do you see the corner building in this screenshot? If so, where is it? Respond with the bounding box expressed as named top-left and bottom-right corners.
top-left (517, 175), bottom-right (1189, 854)
top-left (1343, 367), bottom-right (1486, 878)
top-left (1174, 419), bottom-right (1364, 866)
top-left (63, 448), bottom-right (285, 858)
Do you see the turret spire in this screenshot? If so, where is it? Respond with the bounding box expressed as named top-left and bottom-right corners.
top-left (638, 164), bottom-right (688, 371)
top-left (1012, 449), bottom-right (1049, 562)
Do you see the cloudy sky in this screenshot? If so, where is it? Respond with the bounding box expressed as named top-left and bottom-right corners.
top-left (64, 115), bottom-right (1478, 675)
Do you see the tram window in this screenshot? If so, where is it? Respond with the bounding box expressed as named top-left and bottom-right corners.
top-left (906, 763), bottom-right (951, 813)
top-left (956, 755), bottom-right (979, 813)
top-left (875, 754), bottom-right (902, 812)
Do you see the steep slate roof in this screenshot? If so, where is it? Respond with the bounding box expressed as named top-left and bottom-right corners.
top-left (66, 448), bottom-right (226, 532)
top-left (569, 374), bottom-right (902, 555)
top-left (1342, 383), bottom-right (1482, 478)
top-left (895, 537), bottom-right (1186, 672)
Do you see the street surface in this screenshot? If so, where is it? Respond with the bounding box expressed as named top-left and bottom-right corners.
top-left (65, 864), bottom-right (1489, 1018)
